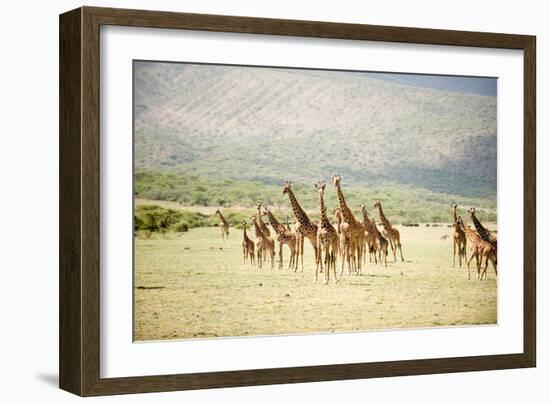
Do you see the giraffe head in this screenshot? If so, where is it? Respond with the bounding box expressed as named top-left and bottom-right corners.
top-left (360, 203), bottom-right (367, 213)
top-left (215, 208), bottom-right (221, 214)
top-left (240, 220), bottom-right (247, 229)
top-left (261, 207), bottom-right (269, 217)
top-left (282, 181), bottom-right (292, 195)
top-left (315, 181), bottom-right (326, 195)
top-left (468, 207), bottom-right (477, 217)
top-left (450, 203), bottom-right (457, 210)
top-left (250, 215), bottom-right (257, 224)
top-left (256, 201), bottom-right (263, 212)
top-left (332, 174), bottom-right (342, 188)
top-left (373, 199), bottom-right (382, 209)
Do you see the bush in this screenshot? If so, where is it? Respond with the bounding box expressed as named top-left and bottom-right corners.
top-left (171, 220), bottom-right (189, 232)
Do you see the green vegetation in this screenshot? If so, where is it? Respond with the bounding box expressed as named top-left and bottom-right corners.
top-left (135, 170), bottom-right (496, 227)
top-left (135, 203), bottom-right (259, 235)
top-left (134, 226), bottom-right (497, 341)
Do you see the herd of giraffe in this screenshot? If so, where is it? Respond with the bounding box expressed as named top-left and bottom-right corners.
top-left (450, 203), bottom-right (498, 280)
top-left (216, 175), bottom-right (406, 285)
top-left (215, 178), bottom-right (497, 284)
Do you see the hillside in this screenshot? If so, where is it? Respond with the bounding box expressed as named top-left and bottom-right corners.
top-left (134, 62), bottom-right (497, 198)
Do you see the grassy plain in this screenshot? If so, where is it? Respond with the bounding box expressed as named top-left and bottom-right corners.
top-left (134, 224), bottom-right (497, 341)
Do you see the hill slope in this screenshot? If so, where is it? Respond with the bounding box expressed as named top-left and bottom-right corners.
top-left (134, 62), bottom-right (497, 198)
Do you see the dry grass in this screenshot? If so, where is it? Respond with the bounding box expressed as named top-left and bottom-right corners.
top-left (134, 225), bottom-right (497, 341)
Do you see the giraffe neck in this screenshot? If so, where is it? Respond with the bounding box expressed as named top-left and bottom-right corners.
top-left (335, 184), bottom-right (354, 222)
top-left (362, 209), bottom-right (372, 230)
top-left (243, 225), bottom-right (249, 241)
top-left (371, 219), bottom-right (381, 236)
top-left (318, 192), bottom-right (329, 227)
top-left (252, 220), bottom-right (266, 240)
top-left (266, 211), bottom-right (285, 235)
top-left (334, 211), bottom-right (342, 233)
top-left (377, 205), bottom-right (391, 228)
top-left (471, 214), bottom-right (490, 242)
top-left (452, 207), bottom-right (458, 223)
top-left (217, 212), bottom-right (228, 225)
top-left (287, 188), bottom-right (311, 225)
top-left (257, 210), bottom-right (268, 230)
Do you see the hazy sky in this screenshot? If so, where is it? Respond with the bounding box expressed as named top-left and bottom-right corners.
top-left (365, 72), bottom-right (497, 97)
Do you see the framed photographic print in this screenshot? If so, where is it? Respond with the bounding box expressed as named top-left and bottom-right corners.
top-left (59, 6), bottom-right (536, 396)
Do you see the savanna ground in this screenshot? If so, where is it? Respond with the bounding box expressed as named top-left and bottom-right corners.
top-left (134, 224), bottom-right (497, 341)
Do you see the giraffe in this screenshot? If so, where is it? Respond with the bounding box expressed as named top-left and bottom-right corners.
top-left (468, 208), bottom-right (497, 256)
top-left (262, 207), bottom-right (298, 271)
top-left (360, 204), bottom-right (384, 265)
top-left (332, 175), bottom-right (365, 275)
top-left (314, 182), bottom-right (338, 284)
top-left (373, 200), bottom-right (404, 262)
top-left (214, 209), bottom-right (229, 242)
top-left (367, 213), bottom-right (389, 267)
top-left (256, 201), bottom-right (271, 262)
top-left (334, 208), bottom-right (352, 273)
top-left (450, 203), bottom-right (467, 268)
top-left (240, 220), bottom-right (255, 269)
top-left (457, 216), bottom-right (497, 280)
top-left (251, 216), bottom-right (275, 269)
top-left (282, 181), bottom-right (319, 272)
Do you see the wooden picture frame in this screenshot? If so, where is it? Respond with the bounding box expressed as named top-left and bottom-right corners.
top-left (59, 6), bottom-right (536, 396)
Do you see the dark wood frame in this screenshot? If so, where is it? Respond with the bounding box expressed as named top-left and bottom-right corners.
top-left (60, 6), bottom-right (536, 396)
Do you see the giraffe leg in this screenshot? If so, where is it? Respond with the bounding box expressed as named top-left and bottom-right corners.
top-left (300, 236), bottom-right (305, 272)
top-left (314, 243), bottom-right (321, 283)
top-left (319, 244), bottom-right (329, 285)
top-left (306, 235), bottom-right (319, 273)
top-left (293, 238), bottom-right (299, 271)
top-left (339, 241), bottom-right (345, 276)
top-left (389, 238), bottom-right (397, 262)
top-left (295, 235), bottom-right (301, 272)
top-left (482, 255), bottom-right (489, 280)
top-left (452, 241), bottom-right (456, 268)
top-left (466, 251), bottom-right (477, 280)
top-left (278, 242), bottom-right (283, 270)
top-left (356, 241), bottom-right (363, 275)
top-left (292, 242), bottom-right (298, 271)
top-left (346, 242), bottom-right (353, 274)
top-left (332, 239), bottom-right (338, 284)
